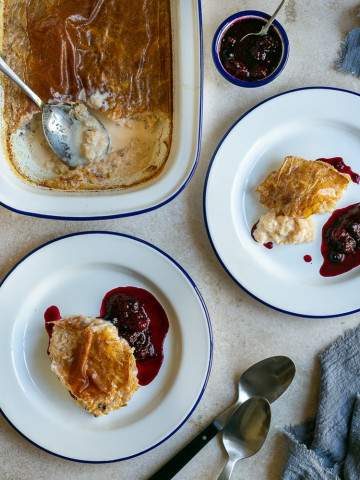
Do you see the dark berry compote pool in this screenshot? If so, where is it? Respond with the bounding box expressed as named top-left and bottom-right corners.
top-left (219, 17), bottom-right (283, 81)
top-left (320, 203), bottom-right (360, 277)
top-left (44, 305), bottom-right (61, 353)
top-left (100, 287), bottom-right (169, 386)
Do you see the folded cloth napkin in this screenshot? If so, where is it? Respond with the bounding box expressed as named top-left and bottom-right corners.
top-left (338, 28), bottom-right (360, 77)
top-left (282, 325), bottom-right (360, 479)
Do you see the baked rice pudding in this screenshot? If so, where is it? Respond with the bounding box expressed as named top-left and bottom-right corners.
top-left (49, 315), bottom-right (139, 416)
top-left (253, 156), bottom-right (351, 245)
top-left (1, 0), bottom-right (173, 190)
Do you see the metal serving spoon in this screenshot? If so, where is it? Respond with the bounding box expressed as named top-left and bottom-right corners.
top-left (215, 355), bottom-right (295, 429)
top-left (240, 0), bottom-right (287, 43)
top-left (148, 356), bottom-right (295, 480)
top-left (0, 56), bottom-right (110, 168)
top-left (218, 397), bottom-right (271, 480)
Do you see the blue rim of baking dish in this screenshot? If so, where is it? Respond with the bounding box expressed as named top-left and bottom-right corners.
top-left (0, 0), bottom-right (204, 221)
top-left (0, 230), bottom-right (213, 463)
top-left (212, 10), bottom-right (289, 88)
top-left (203, 86), bottom-right (360, 319)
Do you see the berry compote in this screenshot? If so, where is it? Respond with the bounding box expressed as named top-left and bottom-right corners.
top-left (44, 305), bottom-right (61, 353)
top-left (100, 286), bottom-right (169, 386)
top-left (317, 157), bottom-right (360, 184)
top-left (320, 203), bottom-right (360, 276)
top-left (219, 17), bottom-right (283, 82)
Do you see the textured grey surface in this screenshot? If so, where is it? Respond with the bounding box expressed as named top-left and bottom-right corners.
top-left (1, 1), bottom-right (360, 479)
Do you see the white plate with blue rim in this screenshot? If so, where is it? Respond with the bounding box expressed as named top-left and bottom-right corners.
top-left (204, 87), bottom-right (360, 318)
top-left (0, 231), bottom-right (212, 462)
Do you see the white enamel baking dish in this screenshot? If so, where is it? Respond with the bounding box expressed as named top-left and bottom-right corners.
top-left (0, 0), bottom-right (203, 220)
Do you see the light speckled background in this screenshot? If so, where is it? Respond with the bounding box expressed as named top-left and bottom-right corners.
top-left (1, 1), bottom-right (360, 479)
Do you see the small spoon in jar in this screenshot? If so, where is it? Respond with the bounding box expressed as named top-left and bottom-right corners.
top-left (0, 56), bottom-right (110, 168)
top-left (239, 0), bottom-right (287, 43)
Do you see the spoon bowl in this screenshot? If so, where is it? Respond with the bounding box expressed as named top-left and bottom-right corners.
top-left (42, 103), bottom-right (110, 168)
top-left (239, 0), bottom-right (287, 43)
top-left (215, 356), bottom-right (295, 429)
top-left (218, 397), bottom-right (271, 480)
top-left (0, 57), bottom-right (110, 168)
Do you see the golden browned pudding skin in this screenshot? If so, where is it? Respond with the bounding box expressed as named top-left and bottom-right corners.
top-left (49, 316), bottom-right (139, 416)
top-left (2, 0), bottom-right (173, 190)
top-left (256, 156), bottom-right (350, 218)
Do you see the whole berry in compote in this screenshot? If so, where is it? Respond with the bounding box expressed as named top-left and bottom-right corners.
top-left (137, 342), bottom-right (155, 361)
top-left (250, 44), bottom-right (267, 61)
top-left (250, 35), bottom-right (279, 62)
top-left (330, 157), bottom-right (345, 172)
top-left (129, 331), bottom-right (146, 348)
top-left (225, 59), bottom-right (250, 78)
top-left (347, 222), bottom-right (360, 243)
top-left (107, 296), bottom-right (149, 332)
top-left (328, 251), bottom-right (345, 264)
top-left (222, 47), bottom-right (235, 61)
top-left (251, 65), bottom-right (269, 79)
top-left (236, 62), bottom-right (251, 78)
top-left (130, 331), bottom-right (156, 360)
top-left (328, 228), bottom-right (356, 254)
top-left (227, 36), bottom-right (237, 46)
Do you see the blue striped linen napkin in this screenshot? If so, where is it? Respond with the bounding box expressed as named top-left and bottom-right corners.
top-left (338, 28), bottom-right (360, 77)
top-left (282, 325), bottom-right (360, 479)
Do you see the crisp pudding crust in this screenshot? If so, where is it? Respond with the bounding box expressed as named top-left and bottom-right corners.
top-left (49, 316), bottom-right (138, 416)
top-left (2, 0), bottom-right (173, 190)
top-left (256, 156), bottom-right (350, 218)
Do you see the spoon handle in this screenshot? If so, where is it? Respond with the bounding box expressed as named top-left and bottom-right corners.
top-left (217, 455), bottom-right (237, 480)
top-left (0, 56), bottom-right (44, 109)
top-left (148, 422), bottom-right (219, 480)
top-left (262, 0), bottom-right (287, 34)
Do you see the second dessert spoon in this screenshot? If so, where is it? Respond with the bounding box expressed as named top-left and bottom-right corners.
top-left (218, 397), bottom-right (271, 480)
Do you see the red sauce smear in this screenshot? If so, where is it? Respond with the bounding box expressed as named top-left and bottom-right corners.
top-left (320, 202), bottom-right (360, 277)
top-left (44, 305), bottom-right (61, 353)
top-left (317, 157), bottom-right (360, 184)
top-left (303, 255), bottom-right (312, 263)
top-left (100, 287), bottom-right (169, 386)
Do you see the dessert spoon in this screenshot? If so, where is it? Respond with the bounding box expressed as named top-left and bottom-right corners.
top-left (218, 397), bottom-right (271, 480)
top-left (0, 56), bottom-right (110, 168)
top-left (148, 356), bottom-right (295, 479)
top-left (239, 0), bottom-right (287, 43)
